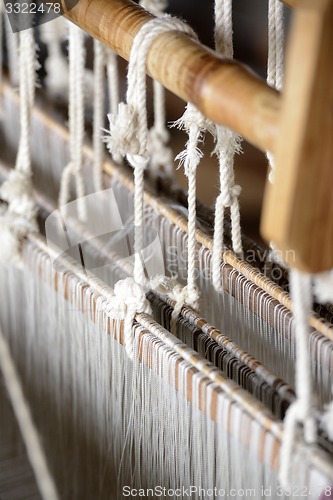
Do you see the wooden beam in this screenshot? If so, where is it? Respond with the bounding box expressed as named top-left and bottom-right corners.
top-left (261, 0), bottom-right (333, 272)
top-left (52, 0), bottom-right (280, 154)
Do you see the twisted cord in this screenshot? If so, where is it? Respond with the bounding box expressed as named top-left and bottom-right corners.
top-left (93, 39), bottom-right (106, 192)
top-left (212, 0), bottom-right (243, 292)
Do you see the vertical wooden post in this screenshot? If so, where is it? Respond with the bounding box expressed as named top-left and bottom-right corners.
top-left (261, 0), bottom-right (333, 272)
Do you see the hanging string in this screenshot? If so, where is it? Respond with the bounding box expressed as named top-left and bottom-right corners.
top-left (4, 14), bottom-right (19, 85)
top-left (93, 39), bottom-right (121, 191)
top-left (174, 105), bottom-right (214, 320)
top-left (0, 322), bottom-right (59, 500)
top-left (106, 49), bottom-right (120, 164)
top-left (279, 269), bottom-right (316, 489)
top-left (0, 29), bottom-right (38, 265)
top-left (212, 0), bottom-right (242, 293)
top-left (93, 39), bottom-right (106, 192)
top-left (267, 0), bottom-right (284, 183)
top-left (139, 0), bottom-right (173, 178)
top-left (58, 22), bottom-right (86, 220)
top-left (106, 15), bottom-right (196, 357)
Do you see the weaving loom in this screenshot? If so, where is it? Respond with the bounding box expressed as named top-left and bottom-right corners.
top-left (0, 0), bottom-right (332, 499)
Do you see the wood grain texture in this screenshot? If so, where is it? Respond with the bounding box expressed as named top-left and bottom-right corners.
top-left (261, 0), bottom-right (333, 272)
top-left (52, 0), bottom-right (280, 153)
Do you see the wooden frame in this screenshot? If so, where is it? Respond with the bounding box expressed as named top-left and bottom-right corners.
top-left (49, 0), bottom-right (333, 273)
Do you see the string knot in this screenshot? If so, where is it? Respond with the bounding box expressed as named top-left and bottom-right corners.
top-left (0, 170), bottom-right (34, 205)
top-left (108, 277), bottom-right (151, 360)
top-left (219, 183), bottom-right (241, 208)
top-left (127, 153), bottom-right (149, 171)
top-left (105, 103), bottom-right (140, 159)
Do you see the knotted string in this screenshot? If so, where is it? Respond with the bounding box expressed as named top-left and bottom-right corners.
top-left (0, 29), bottom-right (38, 266)
top-left (212, 0), bottom-right (243, 293)
top-left (106, 15), bottom-right (196, 357)
top-left (173, 104), bottom-right (214, 324)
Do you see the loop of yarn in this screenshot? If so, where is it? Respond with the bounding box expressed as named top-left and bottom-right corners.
top-left (106, 15), bottom-right (197, 356)
top-left (108, 278), bottom-right (152, 359)
top-left (212, 0), bottom-right (243, 293)
top-left (0, 29), bottom-right (37, 266)
top-left (58, 22), bottom-right (86, 221)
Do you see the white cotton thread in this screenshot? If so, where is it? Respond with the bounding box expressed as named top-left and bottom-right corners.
top-left (94, 40), bottom-right (121, 191)
top-left (279, 269), bottom-right (316, 489)
top-left (93, 39), bottom-right (106, 192)
top-left (267, 0), bottom-right (284, 183)
top-left (106, 16), bottom-right (196, 357)
top-left (0, 29), bottom-right (38, 266)
top-left (0, 322), bottom-right (59, 500)
top-left (173, 104), bottom-right (212, 321)
top-left (212, 0), bottom-right (243, 293)
top-left (106, 49), bottom-right (121, 164)
top-left (59, 22), bottom-right (86, 221)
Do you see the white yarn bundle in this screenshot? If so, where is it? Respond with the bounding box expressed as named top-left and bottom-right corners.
top-left (106, 15), bottom-right (196, 357)
top-left (58, 22), bottom-right (86, 221)
top-left (0, 29), bottom-right (38, 266)
top-left (174, 104), bottom-right (214, 319)
top-left (212, 0), bottom-right (243, 293)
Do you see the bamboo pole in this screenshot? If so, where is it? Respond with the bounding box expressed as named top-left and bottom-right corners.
top-left (52, 0), bottom-right (280, 154)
